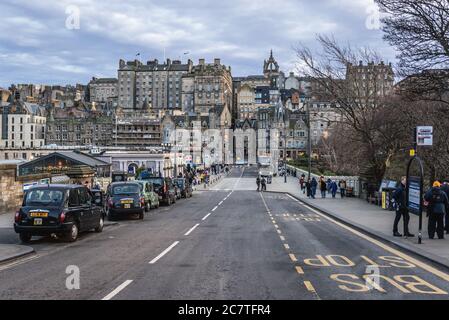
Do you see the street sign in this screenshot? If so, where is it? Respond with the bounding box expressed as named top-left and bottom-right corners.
top-left (416, 126), bottom-right (433, 146)
top-left (408, 176), bottom-right (421, 215)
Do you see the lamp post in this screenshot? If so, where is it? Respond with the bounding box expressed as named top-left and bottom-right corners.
top-left (307, 100), bottom-right (312, 181)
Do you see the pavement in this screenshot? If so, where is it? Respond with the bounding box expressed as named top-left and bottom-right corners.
top-left (268, 175), bottom-right (449, 269)
top-left (0, 167), bottom-right (449, 299)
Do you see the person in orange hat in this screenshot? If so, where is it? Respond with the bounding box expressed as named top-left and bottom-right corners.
top-left (424, 181), bottom-right (449, 239)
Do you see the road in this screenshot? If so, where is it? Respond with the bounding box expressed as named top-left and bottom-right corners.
top-left (1, 166), bottom-right (449, 300)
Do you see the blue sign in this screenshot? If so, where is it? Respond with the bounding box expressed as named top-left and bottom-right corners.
top-left (408, 177), bottom-right (421, 215)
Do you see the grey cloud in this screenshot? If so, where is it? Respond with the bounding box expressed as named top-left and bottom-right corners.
top-left (0, 0), bottom-right (395, 87)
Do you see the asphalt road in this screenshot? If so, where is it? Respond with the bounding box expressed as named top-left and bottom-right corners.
top-left (1, 166), bottom-right (449, 300)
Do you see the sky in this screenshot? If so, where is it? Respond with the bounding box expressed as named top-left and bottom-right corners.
top-left (0, 0), bottom-right (397, 88)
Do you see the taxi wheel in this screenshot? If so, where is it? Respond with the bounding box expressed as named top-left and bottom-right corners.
top-left (19, 233), bottom-right (32, 244)
top-left (95, 216), bottom-right (104, 233)
top-left (65, 223), bottom-right (79, 242)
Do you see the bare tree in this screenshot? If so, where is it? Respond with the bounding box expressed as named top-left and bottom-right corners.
top-left (295, 35), bottom-right (407, 184)
top-left (377, 0), bottom-right (449, 75)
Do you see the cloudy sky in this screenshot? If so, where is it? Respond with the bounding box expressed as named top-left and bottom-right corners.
top-left (0, 0), bottom-right (397, 87)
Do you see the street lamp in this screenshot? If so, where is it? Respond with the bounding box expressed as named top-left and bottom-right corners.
top-left (301, 96), bottom-right (312, 181)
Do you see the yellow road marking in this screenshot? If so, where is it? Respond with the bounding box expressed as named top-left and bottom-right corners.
top-left (296, 266), bottom-right (305, 274)
top-left (286, 194), bottom-right (449, 283)
top-left (304, 281), bottom-right (317, 293)
top-left (289, 254), bottom-right (298, 262)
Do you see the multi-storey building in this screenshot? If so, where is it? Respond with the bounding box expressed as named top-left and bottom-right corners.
top-left (118, 58), bottom-right (193, 110)
top-left (112, 109), bottom-right (162, 147)
top-left (46, 104), bottom-right (114, 147)
top-left (88, 78), bottom-right (118, 103)
top-left (234, 51), bottom-right (286, 121)
top-left (188, 59), bottom-right (233, 115)
top-left (346, 61), bottom-right (395, 102)
top-left (0, 101), bottom-right (46, 149)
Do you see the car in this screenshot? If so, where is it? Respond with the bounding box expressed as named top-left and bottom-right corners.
top-left (143, 177), bottom-right (177, 206)
top-left (174, 178), bottom-right (193, 198)
top-left (105, 182), bottom-right (145, 220)
top-left (135, 180), bottom-right (160, 211)
top-left (14, 184), bottom-right (104, 243)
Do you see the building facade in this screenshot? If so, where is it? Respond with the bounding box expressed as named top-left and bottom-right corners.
top-left (88, 78), bottom-right (118, 103)
top-left (46, 104), bottom-right (114, 147)
top-left (0, 101), bottom-right (46, 150)
top-left (188, 59), bottom-right (233, 115)
top-left (118, 58), bottom-right (193, 110)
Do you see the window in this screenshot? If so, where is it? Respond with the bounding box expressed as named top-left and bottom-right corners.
top-left (68, 189), bottom-right (79, 207)
top-left (78, 188), bottom-right (91, 206)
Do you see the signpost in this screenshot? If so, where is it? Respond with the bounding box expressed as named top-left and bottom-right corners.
top-left (405, 126), bottom-right (431, 245)
top-left (416, 126), bottom-right (433, 146)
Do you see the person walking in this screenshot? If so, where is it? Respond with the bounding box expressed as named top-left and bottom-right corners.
top-left (441, 180), bottom-right (449, 234)
top-left (306, 179), bottom-right (312, 198)
top-left (299, 176), bottom-right (305, 194)
top-left (256, 176), bottom-right (261, 192)
top-left (330, 180), bottom-right (338, 198)
top-left (424, 181), bottom-right (449, 240)
top-left (339, 180), bottom-right (347, 198)
top-left (392, 177), bottom-right (414, 238)
top-left (311, 177), bottom-right (318, 199)
top-left (261, 177), bottom-right (267, 192)
top-left (320, 177), bottom-right (327, 198)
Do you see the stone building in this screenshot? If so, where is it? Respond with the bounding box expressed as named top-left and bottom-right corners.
top-left (118, 58), bottom-right (193, 110)
top-left (88, 77), bottom-right (118, 103)
top-left (187, 58), bottom-right (233, 115)
top-left (346, 61), bottom-right (395, 102)
top-left (46, 104), bottom-right (114, 147)
top-left (0, 101), bottom-right (46, 149)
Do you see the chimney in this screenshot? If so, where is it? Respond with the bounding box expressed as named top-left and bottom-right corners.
top-left (166, 58), bottom-right (171, 65)
top-left (199, 59), bottom-right (205, 66)
top-left (214, 58), bottom-right (221, 65)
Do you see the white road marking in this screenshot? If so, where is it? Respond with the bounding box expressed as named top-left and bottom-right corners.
top-left (219, 201), bottom-right (223, 206)
top-left (184, 224), bottom-right (200, 236)
top-left (280, 236), bottom-right (286, 241)
top-left (149, 241), bottom-right (180, 264)
top-left (202, 213), bottom-right (212, 221)
top-left (212, 206), bottom-right (218, 212)
top-left (102, 280), bottom-right (133, 300)
top-left (284, 244), bottom-right (290, 249)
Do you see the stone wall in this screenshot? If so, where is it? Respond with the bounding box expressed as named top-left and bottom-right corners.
top-left (0, 164), bottom-right (23, 214)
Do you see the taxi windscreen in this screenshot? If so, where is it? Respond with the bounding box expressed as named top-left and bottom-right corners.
top-left (25, 189), bottom-right (64, 206)
top-left (112, 184), bottom-right (140, 195)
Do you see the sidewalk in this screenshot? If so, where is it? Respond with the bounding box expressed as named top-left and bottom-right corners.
top-left (269, 176), bottom-right (449, 268)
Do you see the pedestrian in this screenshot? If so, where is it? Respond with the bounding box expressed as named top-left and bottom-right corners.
top-left (306, 179), bottom-right (312, 198)
top-left (299, 176), bottom-right (305, 194)
top-left (320, 177), bottom-right (327, 198)
top-left (261, 177), bottom-right (267, 192)
top-left (339, 180), bottom-right (347, 198)
top-left (330, 180), bottom-right (338, 198)
top-left (256, 176), bottom-right (261, 192)
top-left (392, 176), bottom-right (414, 238)
top-left (441, 180), bottom-right (449, 234)
top-left (424, 181), bottom-right (449, 240)
top-left (311, 177), bottom-right (318, 199)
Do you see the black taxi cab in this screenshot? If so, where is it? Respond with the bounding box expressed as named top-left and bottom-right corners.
top-left (105, 182), bottom-right (145, 220)
top-left (14, 184), bottom-right (104, 243)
